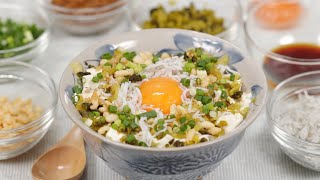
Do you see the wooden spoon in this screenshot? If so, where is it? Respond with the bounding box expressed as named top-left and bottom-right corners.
top-left (32, 126), bottom-right (86, 180)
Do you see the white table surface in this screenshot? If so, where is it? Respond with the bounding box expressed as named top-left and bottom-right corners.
top-left (1, 0), bottom-right (320, 180)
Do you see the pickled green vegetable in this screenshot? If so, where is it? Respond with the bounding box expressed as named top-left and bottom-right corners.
top-left (143, 3), bottom-right (226, 35)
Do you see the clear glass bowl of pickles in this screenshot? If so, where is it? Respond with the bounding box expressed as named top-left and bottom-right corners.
top-left (0, 3), bottom-right (50, 62)
top-left (129, 0), bottom-right (243, 42)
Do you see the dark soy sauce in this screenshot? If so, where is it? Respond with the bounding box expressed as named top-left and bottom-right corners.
top-left (264, 43), bottom-right (320, 86)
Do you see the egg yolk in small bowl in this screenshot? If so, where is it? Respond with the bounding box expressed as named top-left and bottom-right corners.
top-left (140, 77), bottom-right (182, 114)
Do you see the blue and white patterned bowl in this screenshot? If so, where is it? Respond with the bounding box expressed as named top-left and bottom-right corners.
top-left (59, 29), bottom-right (267, 180)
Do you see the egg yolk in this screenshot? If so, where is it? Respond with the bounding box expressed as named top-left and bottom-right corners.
top-left (255, 1), bottom-right (302, 29)
top-left (140, 77), bottom-right (182, 114)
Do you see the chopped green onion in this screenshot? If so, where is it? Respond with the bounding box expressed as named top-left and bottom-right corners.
top-left (92, 73), bottom-right (103, 83)
top-left (111, 123), bottom-right (119, 130)
top-left (123, 105), bottom-right (131, 113)
top-left (139, 110), bottom-right (157, 119)
top-left (218, 78), bottom-right (227, 84)
top-left (114, 119), bottom-right (122, 127)
top-left (140, 64), bottom-right (147, 68)
top-left (123, 119), bottom-right (130, 127)
top-left (180, 78), bottom-right (190, 87)
top-left (123, 51), bottom-right (136, 61)
top-left (141, 75), bottom-right (147, 79)
top-left (179, 124), bottom-right (188, 133)
top-left (214, 101), bottom-right (226, 108)
top-left (101, 52), bottom-right (112, 60)
top-left (108, 105), bottom-right (118, 113)
top-left (126, 134), bottom-right (136, 144)
top-left (195, 48), bottom-right (203, 57)
top-left (104, 62), bottom-right (112, 66)
top-left (205, 63), bottom-right (214, 72)
top-left (72, 85), bottom-right (82, 94)
top-left (169, 114), bottom-right (176, 119)
top-left (194, 95), bottom-right (203, 101)
top-left (202, 103), bottom-right (214, 114)
top-left (183, 62), bottom-right (196, 73)
top-left (230, 73), bottom-right (235, 81)
top-left (92, 76), bottom-right (100, 83)
top-left (210, 57), bottom-right (218, 63)
top-left (129, 113), bottom-right (135, 120)
top-left (119, 114), bottom-right (128, 121)
top-left (115, 63), bottom-right (125, 70)
top-left (97, 72), bottom-right (103, 79)
top-left (138, 141), bottom-right (147, 147)
top-left (152, 55), bottom-right (160, 63)
top-left (179, 117), bottom-right (187, 124)
top-left (130, 121), bottom-right (138, 129)
top-left (221, 90), bottom-right (228, 99)
top-left (188, 120), bottom-right (196, 128)
top-left (208, 84), bottom-right (215, 90)
top-left (99, 116), bottom-right (106, 124)
top-left (93, 111), bottom-right (100, 117)
top-left (201, 96), bottom-right (212, 105)
top-left (196, 89), bottom-right (205, 96)
top-left (155, 119), bottom-right (165, 132)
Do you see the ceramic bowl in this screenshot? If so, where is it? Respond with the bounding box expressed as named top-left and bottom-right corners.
top-left (59, 29), bottom-right (267, 180)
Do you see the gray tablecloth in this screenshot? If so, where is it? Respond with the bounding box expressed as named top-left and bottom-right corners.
top-left (1, 0), bottom-right (320, 179)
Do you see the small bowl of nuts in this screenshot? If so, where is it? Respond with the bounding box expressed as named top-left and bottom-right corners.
top-left (0, 61), bottom-right (57, 160)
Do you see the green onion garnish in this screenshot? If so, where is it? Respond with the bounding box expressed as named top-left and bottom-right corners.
top-left (123, 51), bottom-right (136, 61)
top-left (230, 73), bottom-right (235, 81)
top-left (139, 110), bottom-right (157, 119)
top-left (180, 78), bottom-right (190, 87)
top-left (72, 85), bottom-right (82, 94)
top-left (108, 105), bottom-right (118, 113)
top-left (179, 117), bottom-right (187, 124)
top-left (101, 52), bottom-right (112, 60)
top-left (126, 134), bottom-right (136, 144)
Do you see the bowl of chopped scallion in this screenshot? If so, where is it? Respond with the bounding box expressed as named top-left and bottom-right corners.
top-left (0, 3), bottom-right (50, 62)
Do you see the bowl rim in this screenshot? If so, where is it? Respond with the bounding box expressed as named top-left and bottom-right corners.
top-left (0, 61), bottom-right (57, 138)
top-left (59, 28), bottom-right (268, 152)
top-left (130, 0), bottom-right (243, 40)
top-left (0, 3), bottom-right (51, 58)
top-left (38, 0), bottom-right (127, 14)
top-left (267, 70), bottom-right (320, 149)
top-left (244, 0), bottom-right (320, 66)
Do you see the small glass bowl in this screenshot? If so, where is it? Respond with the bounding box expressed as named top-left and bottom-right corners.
top-left (0, 61), bottom-right (57, 160)
top-left (129, 0), bottom-right (243, 42)
top-left (38, 0), bottom-right (128, 35)
top-left (0, 3), bottom-right (50, 62)
top-left (245, 0), bottom-right (320, 88)
top-left (267, 71), bottom-right (320, 171)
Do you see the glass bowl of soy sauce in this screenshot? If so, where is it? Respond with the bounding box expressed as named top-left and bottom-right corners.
top-left (244, 0), bottom-right (320, 88)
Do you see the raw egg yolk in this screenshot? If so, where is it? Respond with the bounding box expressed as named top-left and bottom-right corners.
top-left (140, 77), bottom-right (182, 114)
top-left (255, 1), bottom-right (302, 29)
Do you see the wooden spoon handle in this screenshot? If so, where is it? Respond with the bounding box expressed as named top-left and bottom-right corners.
top-left (59, 126), bottom-right (84, 148)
